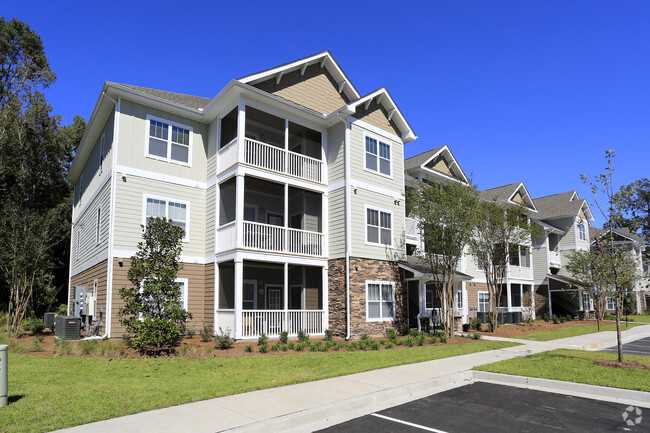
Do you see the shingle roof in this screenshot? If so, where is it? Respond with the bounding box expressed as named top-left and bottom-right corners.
top-left (404, 146), bottom-right (444, 171)
top-left (532, 191), bottom-right (586, 220)
top-left (109, 82), bottom-right (212, 110)
top-left (590, 226), bottom-right (645, 245)
top-left (479, 182), bottom-right (521, 203)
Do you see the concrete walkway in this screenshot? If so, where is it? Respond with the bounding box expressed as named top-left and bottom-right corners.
top-left (57, 324), bottom-right (650, 433)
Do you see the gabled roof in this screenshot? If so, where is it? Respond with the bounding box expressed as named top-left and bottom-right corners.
top-left (107, 82), bottom-right (211, 111)
top-left (480, 181), bottom-right (538, 212)
top-left (589, 226), bottom-right (645, 245)
top-left (404, 145), bottom-right (469, 184)
top-left (237, 50), bottom-right (361, 102)
top-left (532, 191), bottom-right (594, 221)
top-left (400, 256), bottom-right (473, 281)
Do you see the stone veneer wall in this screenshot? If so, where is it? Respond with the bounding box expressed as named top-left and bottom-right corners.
top-left (328, 257), bottom-right (407, 338)
top-left (534, 284), bottom-right (549, 316)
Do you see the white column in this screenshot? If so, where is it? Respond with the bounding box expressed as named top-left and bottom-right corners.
top-left (283, 262), bottom-right (289, 333)
top-left (321, 130), bottom-right (328, 184)
top-left (213, 261), bottom-right (219, 334)
top-left (284, 118), bottom-right (289, 174)
top-left (321, 192), bottom-right (328, 257)
top-left (322, 265), bottom-right (329, 332)
top-left (419, 282), bottom-right (426, 316)
top-left (234, 259), bottom-right (243, 340)
top-left (237, 102), bottom-right (246, 163)
top-left (284, 183), bottom-right (289, 253)
top-left (235, 174), bottom-right (245, 249)
top-left (506, 282), bottom-right (512, 312)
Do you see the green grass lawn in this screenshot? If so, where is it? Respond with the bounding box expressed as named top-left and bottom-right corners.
top-left (1, 340), bottom-right (517, 433)
top-left (516, 322), bottom-right (642, 341)
top-left (475, 348), bottom-right (650, 392)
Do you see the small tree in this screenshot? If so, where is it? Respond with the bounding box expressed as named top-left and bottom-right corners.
top-left (566, 249), bottom-right (608, 330)
top-left (408, 178), bottom-right (480, 337)
top-left (119, 217), bottom-right (191, 353)
top-left (468, 201), bottom-right (532, 331)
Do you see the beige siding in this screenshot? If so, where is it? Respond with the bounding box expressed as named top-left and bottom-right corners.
top-left (71, 177), bottom-right (111, 273)
top-left (253, 64), bottom-right (349, 114)
top-left (328, 188), bottom-right (346, 259)
top-left (113, 174), bottom-right (206, 257)
top-left (205, 185), bottom-right (216, 256)
top-left (353, 99), bottom-right (401, 137)
top-left (69, 260), bottom-right (109, 329)
top-left (327, 123), bottom-right (345, 185)
top-left (350, 188), bottom-right (405, 261)
top-left (117, 100), bottom-right (208, 182)
top-left (207, 118), bottom-right (218, 178)
top-left (350, 123), bottom-right (404, 194)
top-left (74, 111), bottom-right (114, 215)
top-left (204, 262), bottom-right (215, 328)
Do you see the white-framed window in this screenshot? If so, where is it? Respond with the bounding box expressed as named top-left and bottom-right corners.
top-left (582, 292), bottom-right (593, 311)
top-left (92, 279), bottom-right (98, 317)
top-left (509, 245), bottom-right (531, 267)
top-left (143, 195), bottom-right (189, 241)
top-left (95, 207), bottom-right (101, 245)
top-left (578, 222), bottom-right (586, 241)
top-left (606, 297), bottom-right (615, 311)
top-left (366, 281), bottom-right (395, 321)
top-left (366, 206), bottom-right (392, 246)
top-left (456, 289), bottom-right (464, 310)
top-left (146, 115), bottom-right (192, 165)
top-left (478, 292), bottom-right (489, 313)
top-left (176, 278), bottom-right (188, 311)
top-left (365, 134), bottom-right (391, 177)
top-left (99, 132), bottom-right (105, 174)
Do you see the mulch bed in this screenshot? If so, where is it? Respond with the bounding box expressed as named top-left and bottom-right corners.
top-left (590, 359), bottom-right (650, 370)
top-left (474, 320), bottom-right (608, 338)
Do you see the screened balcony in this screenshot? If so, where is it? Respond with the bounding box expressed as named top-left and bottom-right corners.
top-left (217, 106), bottom-right (324, 183)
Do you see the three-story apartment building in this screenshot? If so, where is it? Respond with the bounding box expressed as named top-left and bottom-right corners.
top-left (68, 51), bottom-right (416, 339)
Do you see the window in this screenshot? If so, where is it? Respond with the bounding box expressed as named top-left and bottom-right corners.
top-left (606, 297), bottom-right (615, 311)
top-left (456, 289), bottom-right (463, 310)
top-left (511, 284), bottom-right (522, 307)
top-left (478, 292), bottom-right (489, 313)
top-left (509, 245), bottom-right (530, 268)
top-left (578, 222), bottom-right (586, 241)
top-left (95, 208), bottom-right (101, 245)
top-left (365, 135), bottom-right (391, 176)
top-left (366, 207), bottom-right (392, 246)
top-left (582, 292), bottom-right (593, 311)
top-left (176, 278), bottom-right (188, 311)
top-left (147, 116), bottom-right (192, 165)
top-left (145, 196), bottom-right (189, 241)
top-left (366, 281), bottom-right (394, 321)
top-left (426, 283), bottom-right (442, 309)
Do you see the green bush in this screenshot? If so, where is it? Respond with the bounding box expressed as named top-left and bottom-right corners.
top-left (287, 341), bottom-right (295, 350)
top-left (552, 314), bottom-right (559, 324)
top-left (244, 345), bottom-right (252, 353)
top-left (279, 331), bottom-right (288, 344)
top-left (428, 334), bottom-right (438, 344)
top-left (416, 333), bottom-right (426, 346)
top-left (271, 343), bottom-right (281, 352)
top-left (542, 313), bottom-right (550, 322)
top-left (200, 325), bottom-right (213, 342)
top-left (258, 343), bottom-right (268, 353)
top-left (385, 341), bottom-right (394, 349)
top-left (295, 341), bottom-right (308, 351)
top-left (324, 329), bottom-right (333, 341)
top-left (471, 333), bottom-right (481, 340)
top-left (257, 332), bottom-right (268, 346)
top-left (386, 328), bottom-right (398, 342)
top-left (409, 328), bottom-right (420, 337)
top-left (470, 317), bottom-right (483, 331)
top-left (57, 304), bottom-right (68, 315)
top-left (297, 330), bottom-right (310, 342)
top-left (22, 317), bottom-right (45, 334)
top-left (214, 327), bottom-right (234, 350)
top-left (439, 333), bottom-right (447, 344)
top-left (186, 328), bottom-right (196, 338)
top-left (310, 341), bottom-right (323, 352)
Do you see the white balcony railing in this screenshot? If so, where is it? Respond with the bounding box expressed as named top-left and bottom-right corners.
top-left (240, 310), bottom-right (324, 338)
top-left (405, 217), bottom-right (419, 241)
top-left (243, 221), bottom-right (285, 252)
top-left (509, 265), bottom-right (533, 280)
top-left (217, 221), bottom-right (236, 251)
top-left (549, 250), bottom-right (561, 268)
top-left (239, 221), bottom-right (324, 256)
top-left (217, 137), bottom-right (323, 183)
top-left (287, 228), bottom-right (323, 256)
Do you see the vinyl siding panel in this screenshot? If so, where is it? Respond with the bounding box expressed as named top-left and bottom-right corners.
top-left (532, 245), bottom-right (548, 282)
top-left (328, 188), bottom-right (346, 258)
top-left (204, 262), bottom-right (215, 328)
top-left (206, 185), bottom-right (216, 256)
top-left (117, 100), bottom-right (208, 182)
top-left (327, 123), bottom-right (345, 185)
top-left (113, 174), bottom-right (206, 257)
top-left (71, 178), bottom-right (111, 274)
top-left (350, 123), bottom-right (404, 194)
top-left (464, 254), bottom-right (485, 280)
top-left (69, 260), bottom-right (108, 329)
top-left (350, 188), bottom-right (405, 261)
top-left (207, 118), bottom-right (218, 178)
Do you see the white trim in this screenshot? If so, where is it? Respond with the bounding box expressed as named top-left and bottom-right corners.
top-left (116, 165), bottom-right (207, 189)
top-left (365, 205), bottom-right (394, 247)
top-left (363, 131), bottom-right (393, 179)
top-left (365, 280), bottom-right (396, 322)
top-left (350, 179), bottom-right (404, 200)
top-left (176, 277), bottom-right (189, 311)
top-left (142, 194), bottom-right (191, 243)
top-left (144, 114), bottom-right (194, 167)
top-left (327, 179), bottom-right (345, 192)
top-left (106, 97), bottom-right (121, 338)
top-left (349, 117), bottom-right (402, 143)
top-left (70, 251), bottom-right (110, 279)
top-left (111, 250), bottom-right (215, 265)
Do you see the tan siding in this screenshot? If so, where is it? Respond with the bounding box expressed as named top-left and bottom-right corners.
top-left (110, 258), bottom-right (208, 336)
top-left (113, 174), bottom-right (206, 257)
top-left (327, 123), bottom-right (345, 184)
top-left (70, 260), bottom-right (108, 330)
top-left (466, 282), bottom-right (488, 311)
top-left (328, 188), bottom-right (346, 258)
top-left (71, 177), bottom-right (111, 273)
top-left (204, 262), bottom-right (215, 328)
top-left (512, 191), bottom-right (525, 204)
top-left (253, 64), bottom-right (349, 114)
top-left (117, 100), bottom-right (208, 182)
top-left (350, 124), bottom-right (404, 194)
top-left (353, 100), bottom-right (401, 137)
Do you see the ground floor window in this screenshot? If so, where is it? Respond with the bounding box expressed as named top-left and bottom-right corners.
top-left (425, 283), bottom-right (442, 309)
top-left (366, 281), bottom-right (395, 321)
top-left (606, 297), bottom-right (615, 311)
top-left (582, 292), bottom-right (593, 311)
top-left (456, 289), bottom-right (463, 310)
top-left (511, 284), bottom-right (522, 308)
top-left (478, 292), bottom-right (489, 313)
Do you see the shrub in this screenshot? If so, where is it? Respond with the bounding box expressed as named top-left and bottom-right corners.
top-left (428, 334), bottom-right (438, 344)
top-left (552, 314), bottom-right (559, 324)
top-left (287, 341), bottom-right (295, 350)
top-left (409, 329), bottom-right (420, 337)
top-left (279, 331), bottom-right (288, 344)
top-left (471, 333), bottom-right (481, 340)
top-left (542, 313), bottom-right (550, 322)
top-left (399, 326), bottom-right (410, 336)
top-left (21, 339), bottom-right (43, 353)
top-left (257, 332), bottom-right (268, 346)
top-left (370, 340), bottom-right (381, 350)
top-left (78, 340), bottom-right (100, 356)
top-left (280, 344), bottom-right (288, 352)
top-left (57, 304), bottom-right (68, 316)
top-left (310, 341), bottom-right (323, 352)
top-left (384, 341), bottom-right (394, 349)
top-left (404, 336), bottom-right (414, 347)
top-left (471, 317), bottom-right (483, 331)
top-left (559, 316), bottom-right (566, 323)
top-left (186, 328), bottom-right (196, 338)
top-left (386, 328), bottom-right (398, 342)
top-left (295, 341), bottom-right (308, 351)
top-left (258, 343), bottom-right (268, 353)
top-left (244, 345), bottom-right (253, 353)
top-left (297, 330), bottom-right (310, 342)
top-left (439, 333), bottom-right (447, 344)
top-left (200, 325), bottom-right (213, 342)
top-left (214, 327), bottom-right (234, 350)
top-left (22, 317), bottom-right (45, 334)
top-left (416, 333), bottom-right (426, 346)
top-left (271, 343), bottom-right (281, 352)
top-left (324, 329), bottom-right (333, 341)
top-left (360, 333), bottom-right (371, 342)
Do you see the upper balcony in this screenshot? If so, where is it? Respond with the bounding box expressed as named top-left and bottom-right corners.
top-left (217, 105), bottom-right (324, 184)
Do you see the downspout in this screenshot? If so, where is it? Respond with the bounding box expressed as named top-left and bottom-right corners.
top-left (338, 112), bottom-right (352, 340)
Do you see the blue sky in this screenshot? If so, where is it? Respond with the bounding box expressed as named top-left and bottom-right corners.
top-left (5, 1), bottom-right (649, 228)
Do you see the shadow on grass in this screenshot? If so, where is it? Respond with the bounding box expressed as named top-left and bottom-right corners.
top-left (9, 394), bottom-right (24, 403)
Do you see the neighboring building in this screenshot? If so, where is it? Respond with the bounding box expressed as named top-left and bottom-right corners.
top-left (68, 51), bottom-right (416, 340)
top-left (530, 191), bottom-right (595, 318)
top-left (589, 227), bottom-right (648, 314)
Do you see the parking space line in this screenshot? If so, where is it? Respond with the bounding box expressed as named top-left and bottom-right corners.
top-left (370, 413), bottom-right (449, 432)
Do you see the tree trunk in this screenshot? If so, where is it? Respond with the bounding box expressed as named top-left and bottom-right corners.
top-left (615, 303), bottom-right (623, 363)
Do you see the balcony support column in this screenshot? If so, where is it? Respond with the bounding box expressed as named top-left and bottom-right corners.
top-left (284, 183), bottom-right (289, 252)
top-left (234, 259), bottom-right (243, 340)
top-left (237, 102), bottom-right (246, 163)
top-left (283, 262), bottom-right (289, 333)
top-left (235, 174), bottom-right (245, 249)
top-left (284, 118), bottom-right (289, 174)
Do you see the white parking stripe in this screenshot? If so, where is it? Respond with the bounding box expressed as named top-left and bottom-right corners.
top-left (370, 413), bottom-right (450, 432)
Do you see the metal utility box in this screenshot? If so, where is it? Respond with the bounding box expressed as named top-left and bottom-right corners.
top-left (74, 286), bottom-right (87, 317)
top-left (54, 316), bottom-right (81, 340)
top-left (43, 312), bottom-right (57, 330)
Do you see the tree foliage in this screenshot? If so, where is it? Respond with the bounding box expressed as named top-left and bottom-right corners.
top-left (408, 178), bottom-right (480, 337)
top-left (119, 218), bottom-right (191, 353)
top-left (616, 177), bottom-right (650, 254)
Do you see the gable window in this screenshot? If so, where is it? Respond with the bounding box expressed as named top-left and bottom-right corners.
top-left (366, 207), bottom-right (392, 246)
top-left (365, 135), bottom-right (391, 176)
top-left (578, 222), bottom-right (586, 241)
top-left (95, 208), bottom-right (101, 245)
top-left (366, 281), bottom-right (394, 321)
top-left (145, 196), bottom-right (189, 241)
top-left (147, 116), bottom-right (192, 165)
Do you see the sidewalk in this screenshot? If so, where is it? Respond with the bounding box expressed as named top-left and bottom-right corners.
top-left (57, 324), bottom-right (650, 433)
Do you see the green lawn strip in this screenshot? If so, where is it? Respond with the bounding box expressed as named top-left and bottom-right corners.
top-left (515, 322), bottom-right (642, 341)
top-left (474, 348), bottom-right (650, 392)
top-left (1, 340), bottom-right (517, 433)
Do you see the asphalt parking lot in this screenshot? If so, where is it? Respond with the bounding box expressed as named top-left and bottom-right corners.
top-left (601, 336), bottom-right (650, 356)
top-left (318, 382), bottom-right (646, 432)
